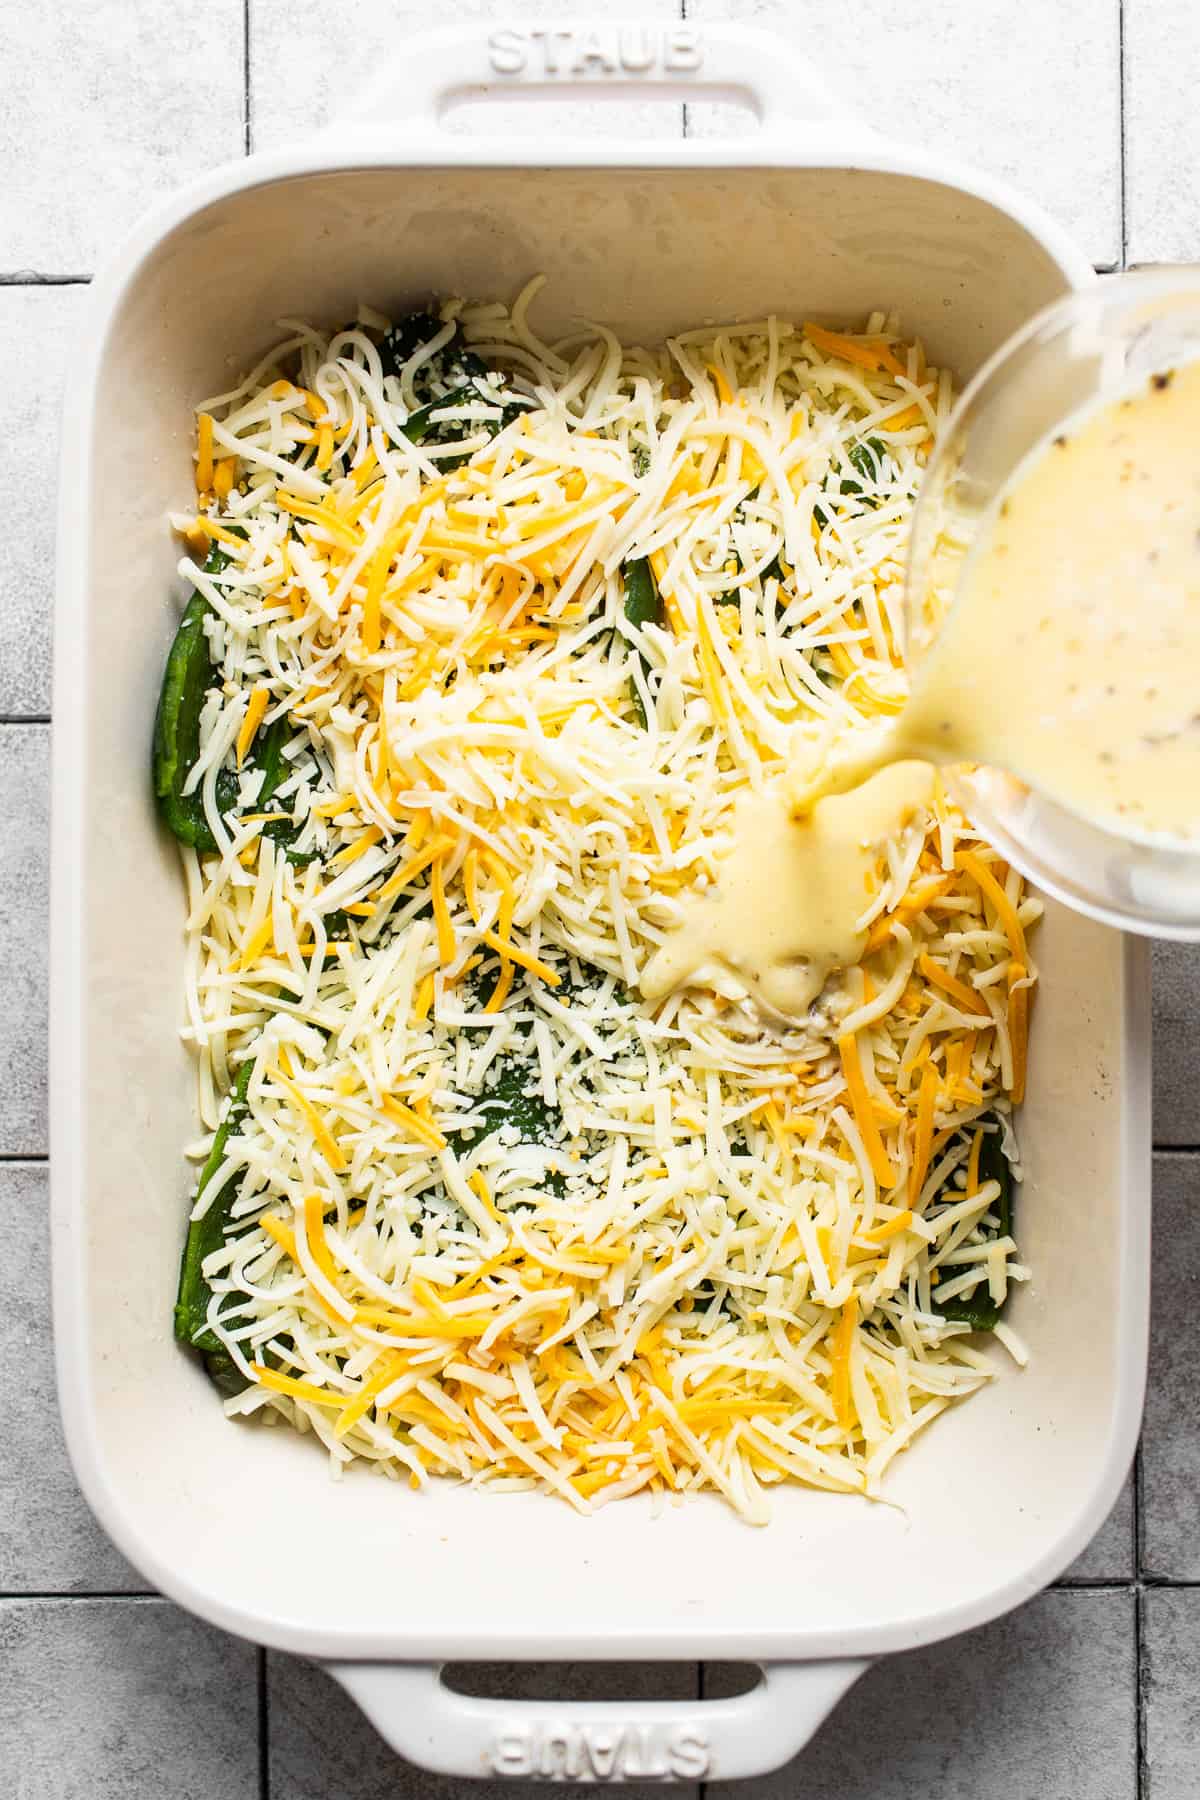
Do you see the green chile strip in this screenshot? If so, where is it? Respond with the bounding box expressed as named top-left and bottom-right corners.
top-left (173, 1060), bottom-right (254, 1389)
top-left (622, 557), bottom-right (663, 726)
top-left (934, 1126), bottom-right (1014, 1332)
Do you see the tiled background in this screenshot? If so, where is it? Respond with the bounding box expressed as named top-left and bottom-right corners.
top-left (4, 1), bottom-right (1199, 1794)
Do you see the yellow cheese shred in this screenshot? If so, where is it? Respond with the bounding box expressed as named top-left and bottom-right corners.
top-left (195, 413), bottom-right (215, 493)
top-left (837, 1033), bottom-right (896, 1189)
top-left (274, 1075), bottom-right (347, 1173)
top-left (957, 849), bottom-right (1027, 965)
top-left (830, 1294), bottom-right (859, 1429)
top-left (235, 687), bottom-right (271, 768)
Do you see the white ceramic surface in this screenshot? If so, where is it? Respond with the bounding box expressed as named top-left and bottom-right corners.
top-left (50, 19), bottom-right (1150, 1784)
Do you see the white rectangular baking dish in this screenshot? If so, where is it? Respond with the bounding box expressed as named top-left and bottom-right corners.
top-left (51, 21), bottom-right (1150, 1784)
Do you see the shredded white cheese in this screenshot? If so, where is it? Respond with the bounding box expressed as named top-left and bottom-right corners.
top-left (169, 289), bottom-right (1038, 1524)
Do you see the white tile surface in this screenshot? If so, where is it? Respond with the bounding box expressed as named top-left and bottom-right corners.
top-left (1152, 941), bottom-right (1200, 1144)
top-left (268, 1654), bottom-right (701, 1799)
top-left (1143, 1589), bottom-right (1200, 1800)
top-left (707, 1590), bottom-right (1136, 1800)
top-left (1060, 1474), bottom-right (1135, 1583)
top-left (1126, 0), bottom-right (1200, 263)
top-left (0, 726), bottom-right (48, 1155)
top-left (0, 1598), bottom-right (259, 1799)
top-left (0, 1165), bottom-right (147, 1593)
top-left (2, 4), bottom-right (1196, 1795)
top-left (0, 0), bottom-right (245, 274)
top-left (249, 0), bottom-right (684, 155)
top-left (1142, 1153), bottom-right (1200, 1580)
top-left (685, 0), bottom-right (1121, 268)
top-left (0, 288), bottom-right (79, 715)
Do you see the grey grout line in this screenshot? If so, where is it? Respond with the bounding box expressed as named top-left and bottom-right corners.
top-left (1133, 1431), bottom-right (1145, 1791)
top-left (680, 0), bottom-right (690, 142)
top-left (258, 1644), bottom-right (270, 1800)
top-left (0, 1598), bottom-right (159, 1612)
top-left (1052, 1578), bottom-right (1140, 1591)
top-left (1135, 1586), bottom-right (1147, 1800)
top-left (0, 1582), bottom-right (1190, 1601)
top-left (1043, 1580), bottom-right (1200, 1592)
top-left (13, 1139), bottom-right (1200, 1160)
top-left (1028, 1583), bottom-right (1135, 1594)
top-left (696, 1658), bottom-right (706, 1800)
top-left (0, 1154), bottom-right (48, 1166)
top-left (23, 1582), bottom-right (1200, 1602)
top-left (0, 264), bottom-right (1171, 290)
top-left (0, 273), bottom-right (90, 286)
top-left (1133, 1426), bottom-right (1145, 1798)
top-left (2, 1586), bottom-right (1189, 1609)
top-left (1118, 0), bottom-right (1128, 269)
top-left (243, 0), bottom-right (253, 157)
top-left (0, 715), bottom-right (50, 726)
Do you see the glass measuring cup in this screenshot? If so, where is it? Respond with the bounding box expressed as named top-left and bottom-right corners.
top-left (905, 268), bottom-right (1200, 939)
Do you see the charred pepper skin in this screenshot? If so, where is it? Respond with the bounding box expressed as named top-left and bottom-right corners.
top-left (173, 1059), bottom-right (254, 1392)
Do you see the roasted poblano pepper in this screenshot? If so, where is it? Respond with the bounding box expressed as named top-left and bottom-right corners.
top-left (715, 488), bottom-right (785, 606)
top-left (153, 540), bottom-right (238, 851)
top-left (380, 310), bottom-right (489, 395)
top-left (153, 538), bottom-right (302, 855)
top-left (845, 436), bottom-right (888, 490)
top-left (444, 957), bottom-right (610, 1194)
top-left (445, 1046), bottom-right (568, 1199)
top-left (253, 714), bottom-right (294, 812)
top-left (813, 436), bottom-right (891, 528)
top-left (380, 311), bottom-right (527, 460)
top-left (474, 1056), bottom-right (564, 1148)
top-left (934, 1123), bottom-right (1014, 1332)
top-left (174, 1060), bottom-right (254, 1394)
top-left (622, 557), bottom-right (664, 726)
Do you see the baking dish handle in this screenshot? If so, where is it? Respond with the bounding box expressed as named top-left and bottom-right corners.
top-left (337, 20), bottom-right (866, 146)
top-left (324, 1657), bottom-right (869, 1782)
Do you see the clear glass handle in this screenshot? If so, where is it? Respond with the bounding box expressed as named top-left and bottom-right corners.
top-left (906, 267), bottom-right (1200, 939)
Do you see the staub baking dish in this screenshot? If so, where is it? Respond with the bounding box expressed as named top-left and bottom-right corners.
top-left (51, 20), bottom-right (1150, 1783)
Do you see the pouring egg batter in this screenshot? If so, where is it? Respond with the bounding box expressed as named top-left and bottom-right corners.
top-left (653, 359), bottom-right (1200, 1018)
top-left (641, 763), bottom-right (934, 1020)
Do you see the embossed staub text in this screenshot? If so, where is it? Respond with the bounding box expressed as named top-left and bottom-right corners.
top-left (487, 1719), bottom-right (711, 1781)
top-left (487, 27), bottom-right (704, 78)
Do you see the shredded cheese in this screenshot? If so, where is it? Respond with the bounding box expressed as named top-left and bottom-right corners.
top-left (169, 292), bottom-right (1038, 1524)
